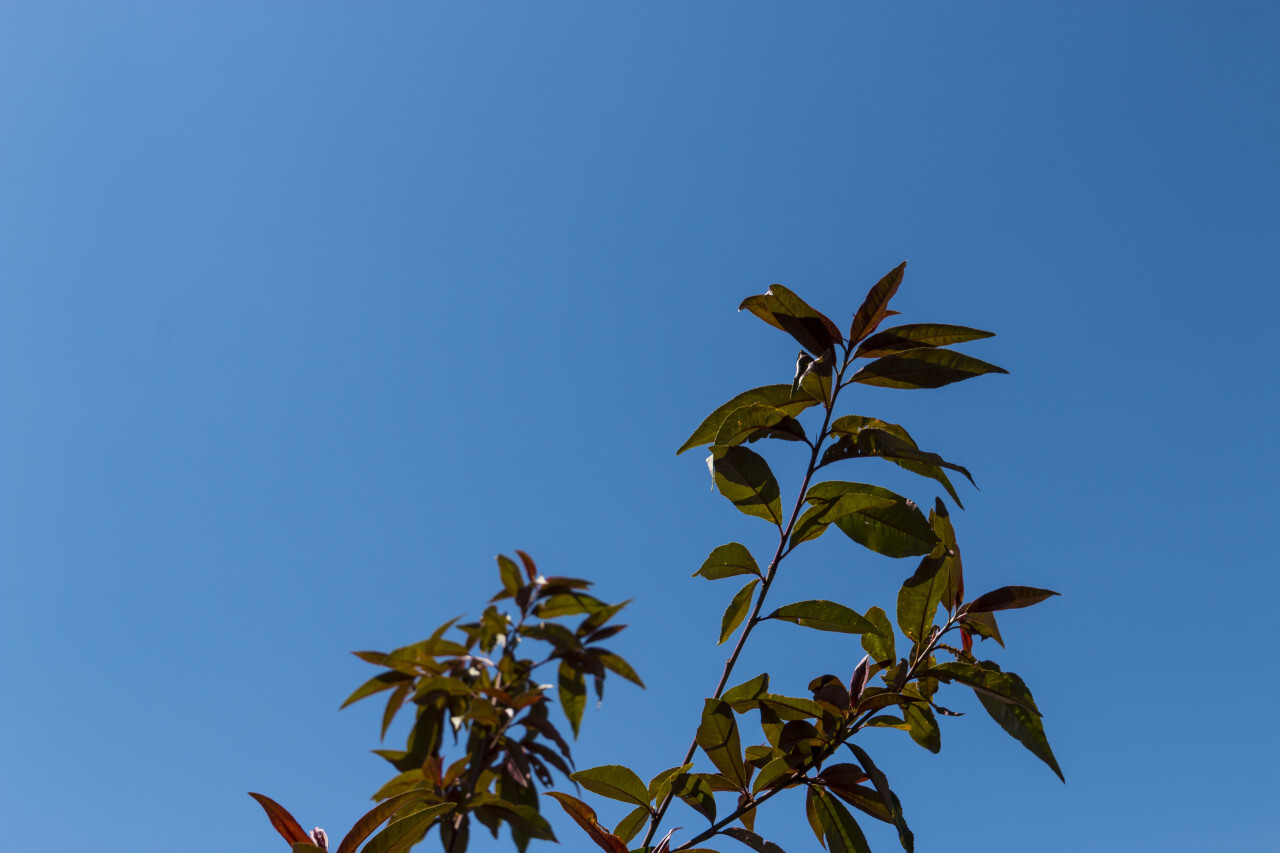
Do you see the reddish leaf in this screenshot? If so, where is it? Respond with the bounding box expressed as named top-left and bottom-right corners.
top-left (248, 792), bottom-right (312, 846)
top-left (966, 586), bottom-right (1060, 613)
top-left (848, 262), bottom-right (906, 344)
top-left (545, 792), bottom-right (629, 853)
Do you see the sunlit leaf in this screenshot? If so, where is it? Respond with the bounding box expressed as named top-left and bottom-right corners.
top-left (722, 826), bottom-right (789, 853)
top-left (248, 793), bottom-right (311, 846)
top-left (854, 323), bottom-right (994, 359)
top-left (903, 703), bottom-right (941, 753)
top-left (613, 805), bottom-right (650, 844)
top-left (714, 404), bottom-right (808, 448)
top-left (848, 262), bottom-right (906, 344)
top-left (720, 579), bottom-right (760, 645)
top-left (671, 771), bottom-right (717, 823)
top-left (966, 586), bottom-right (1060, 613)
top-left (697, 699), bottom-right (749, 791)
top-left (341, 672), bottom-right (413, 710)
top-left (694, 543), bottom-right (762, 581)
top-left (959, 609), bottom-right (1004, 646)
top-left (678, 385), bottom-right (820, 455)
top-left (545, 792), bottom-right (629, 853)
top-left (811, 787), bottom-right (873, 853)
top-left (758, 694), bottom-right (825, 720)
top-left (709, 446), bottom-right (784, 526)
top-left (647, 763), bottom-right (695, 803)
top-left (767, 600), bottom-right (880, 635)
top-left (335, 790), bottom-right (438, 853)
top-left (896, 551), bottom-right (948, 643)
top-left (570, 765), bottom-right (651, 808)
top-left (922, 662), bottom-right (1041, 715)
top-left (977, 683), bottom-right (1064, 782)
top-left (592, 649), bottom-right (645, 688)
top-left (850, 348), bottom-right (1007, 390)
top-left (803, 481), bottom-right (937, 558)
top-left (846, 745), bottom-right (913, 852)
top-left (361, 803), bottom-right (456, 853)
top-left (860, 606), bottom-right (895, 664)
top-left (558, 661), bottom-right (587, 737)
top-left (740, 284), bottom-right (843, 355)
top-left (722, 673), bottom-right (769, 712)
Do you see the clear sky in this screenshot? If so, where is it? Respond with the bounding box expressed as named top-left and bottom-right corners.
top-left (1, 3), bottom-right (1276, 852)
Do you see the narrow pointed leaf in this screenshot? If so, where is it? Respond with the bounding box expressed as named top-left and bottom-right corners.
top-left (613, 806), bottom-right (651, 844)
top-left (558, 660), bottom-right (587, 737)
top-left (360, 804), bottom-right (456, 853)
top-left (811, 787), bottom-right (873, 853)
top-left (709, 446), bottom-right (783, 526)
top-left (723, 826), bottom-right (789, 853)
top-left (903, 703), bottom-right (941, 753)
top-left (570, 765), bottom-right (651, 808)
top-left (851, 348), bottom-right (1008, 390)
top-left (248, 793), bottom-right (311, 845)
top-left (854, 323), bottom-right (995, 358)
top-left (695, 543), bottom-right (762, 581)
top-left (978, 690), bottom-right (1064, 781)
top-left (846, 745), bottom-right (913, 852)
top-left (758, 694), bottom-right (826, 720)
top-left (714, 404), bottom-right (808, 448)
top-left (740, 285), bottom-right (843, 355)
top-left (678, 385), bottom-right (819, 455)
top-left (696, 699), bottom-right (749, 791)
top-left (767, 600), bottom-right (880, 635)
top-left (335, 790), bottom-right (438, 853)
top-left (960, 609), bottom-right (1004, 646)
top-left (648, 763), bottom-right (695, 802)
top-left (341, 671), bottom-right (412, 710)
top-left (593, 649), bottom-right (645, 688)
top-left (545, 792), bottom-right (629, 853)
top-left (848, 262), bottom-right (906, 344)
top-left (896, 552), bottom-right (948, 643)
top-left (804, 481), bottom-right (937, 558)
top-left (720, 579), bottom-right (760, 644)
top-left (966, 586), bottom-right (1060, 613)
top-left (922, 662), bottom-right (1041, 715)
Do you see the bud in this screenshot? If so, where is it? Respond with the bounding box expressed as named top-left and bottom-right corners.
top-left (310, 828), bottom-right (329, 851)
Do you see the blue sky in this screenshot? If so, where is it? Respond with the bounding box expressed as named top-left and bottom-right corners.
top-left (1, 3), bottom-right (1277, 851)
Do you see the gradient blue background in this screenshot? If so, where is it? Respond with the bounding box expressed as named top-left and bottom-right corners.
top-left (2, 3), bottom-right (1276, 851)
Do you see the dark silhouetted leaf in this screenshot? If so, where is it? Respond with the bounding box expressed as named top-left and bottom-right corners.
top-left (678, 385), bottom-right (820, 455)
top-left (709, 446), bottom-right (784, 526)
top-left (558, 661), bottom-right (587, 737)
top-left (850, 348), bottom-right (1007, 390)
top-left (803, 481), bottom-right (937, 558)
top-left (846, 745), bottom-right (913, 852)
top-left (767, 600), bottom-right (880, 635)
top-left (811, 787), bottom-right (873, 853)
top-left (959, 609), bottom-right (1004, 646)
top-left (860, 606), bottom-right (895, 664)
top-left (978, 685), bottom-right (1064, 782)
top-left (848, 262), bottom-right (906, 344)
top-left (249, 793), bottom-right (311, 846)
top-left (966, 586), bottom-right (1060, 613)
top-left (923, 662), bottom-right (1041, 715)
top-left (545, 792), bottom-right (629, 853)
top-left (740, 284), bottom-right (843, 355)
top-left (714, 404), bottom-right (808, 448)
top-left (854, 323), bottom-right (994, 359)
top-left (723, 826), bottom-right (789, 853)
top-left (720, 579), bottom-right (760, 644)
top-left (697, 699), bottom-right (749, 790)
top-left (695, 543), bottom-right (762, 581)
top-left (570, 765), bottom-right (651, 808)
top-left (758, 694), bottom-right (825, 720)
top-left (592, 649), bottom-right (644, 688)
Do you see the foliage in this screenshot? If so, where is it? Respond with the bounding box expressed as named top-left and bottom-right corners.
top-left (253, 262), bottom-right (1061, 853)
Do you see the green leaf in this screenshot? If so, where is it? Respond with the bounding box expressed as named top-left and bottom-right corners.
top-left (720, 579), bottom-right (760, 645)
top-left (558, 660), bottom-right (587, 737)
top-left (248, 792), bottom-right (311, 845)
top-left (854, 323), bottom-right (995, 359)
top-left (593, 649), bottom-right (645, 688)
top-left (922, 662), bottom-right (1041, 715)
top-left (903, 703), bottom-right (941, 753)
top-left (850, 348), bottom-right (1008, 390)
top-left (799, 347), bottom-right (836, 407)
top-left (545, 792), bottom-right (629, 853)
top-left (341, 671), bottom-right (413, 710)
top-left (670, 772), bottom-right (717, 823)
top-left (570, 765), bottom-right (651, 808)
top-left (896, 551), bottom-right (948, 644)
top-left (695, 542), bottom-right (762, 581)
top-left (534, 592), bottom-right (608, 618)
top-left (709, 446), bottom-right (784, 526)
top-left (978, 685), bottom-right (1064, 782)
top-left (758, 694), bottom-right (826, 720)
top-left (497, 554), bottom-right (523, 595)
top-left (380, 683), bottom-right (410, 740)
top-left (821, 415), bottom-right (968, 508)
top-left (696, 698), bottom-right (749, 791)
top-left (474, 799), bottom-right (557, 842)
top-left (647, 763), bottom-right (695, 803)
top-left (848, 262), bottom-right (906, 344)
top-left (677, 385), bottom-right (820, 455)
top-left (723, 673), bottom-right (770, 711)
top-left (959, 609), bottom-right (1004, 646)
top-left (966, 586), bottom-right (1060, 613)
top-left (613, 805), bottom-right (650, 844)
top-left (739, 284), bottom-right (843, 355)
top-left (790, 489), bottom-right (896, 548)
top-left (803, 481), bottom-right (938, 558)
top-left (292, 845), bottom-right (326, 853)
top-left (821, 427), bottom-right (976, 492)
top-left (751, 756), bottom-right (794, 795)
top-left (846, 745), bottom-right (913, 853)
top-left (860, 606), bottom-right (895, 663)
top-left (714, 404), bottom-right (808, 448)
top-left (810, 787), bottom-right (873, 853)
top-left (722, 826), bottom-right (789, 853)
top-left (361, 804), bottom-right (457, 853)
top-left (335, 790), bottom-right (438, 853)
top-left (767, 600), bottom-right (881, 635)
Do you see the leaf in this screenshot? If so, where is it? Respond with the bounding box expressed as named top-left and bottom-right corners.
top-left (474, 799), bottom-right (557, 842)
top-left (789, 490), bottom-right (896, 548)
top-left (805, 786), bottom-right (826, 849)
top-left (248, 793), bottom-right (312, 845)
top-left (846, 745), bottom-right (913, 853)
top-left (361, 804), bottom-right (457, 853)
top-left (903, 703), bottom-right (941, 753)
top-left (854, 323), bottom-right (995, 359)
top-left (723, 826), bottom-right (789, 853)
top-left (335, 790), bottom-right (438, 853)
top-left (803, 481), bottom-right (938, 558)
top-left (613, 805), bottom-right (650, 844)
top-left (922, 662), bottom-right (1041, 715)
top-left (966, 586), bottom-right (1060, 613)
top-left (959, 609), bottom-right (1004, 646)
top-left (341, 671), bottom-right (412, 710)
top-left (678, 385), bottom-right (820, 455)
top-left (799, 347), bottom-right (836, 407)
top-left (896, 551), bottom-right (948, 644)
top-left (978, 687), bottom-right (1065, 782)
top-left (647, 763), bottom-right (695, 803)
top-left (545, 792), bottom-right (629, 853)
top-left (592, 649), bottom-right (645, 688)
top-left (497, 554), bottom-right (523, 595)
top-left (848, 262), bottom-right (906, 344)
top-left (694, 542), bottom-right (762, 581)
top-left (860, 606), bottom-right (895, 663)
top-left (821, 427), bottom-right (976, 493)
top-left (292, 845), bottom-right (326, 853)
top-left (570, 765), bottom-right (651, 808)
top-left (758, 694), bottom-right (826, 720)
top-left (850, 348), bottom-right (1008, 390)
top-left (696, 699), bottom-right (749, 791)
top-left (380, 683), bottom-right (410, 740)
top-left (714, 404), bottom-right (808, 448)
top-left (722, 672), bottom-right (770, 712)
top-left (740, 284), bottom-right (843, 355)
top-left (810, 787), bottom-right (873, 853)
top-left (670, 771), bottom-right (717, 823)
top-left (709, 446), bottom-right (784, 526)
top-left (720, 579), bottom-right (760, 644)
top-left (931, 499), bottom-right (963, 611)
top-left (767, 600), bottom-right (881, 635)
top-left (558, 660), bottom-right (587, 737)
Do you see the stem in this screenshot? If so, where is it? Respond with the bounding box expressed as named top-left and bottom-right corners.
top-left (640, 355), bottom-right (849, 849)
